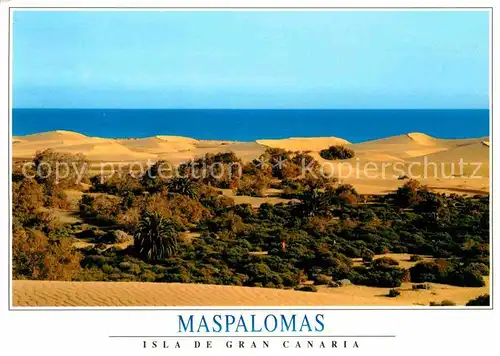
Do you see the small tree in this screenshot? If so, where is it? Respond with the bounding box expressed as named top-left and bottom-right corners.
top-left (395, 179), bottom-right (426, 207)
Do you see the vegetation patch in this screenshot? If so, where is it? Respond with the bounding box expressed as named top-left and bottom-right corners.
top-left (12, 150), bottom-right (490, 293)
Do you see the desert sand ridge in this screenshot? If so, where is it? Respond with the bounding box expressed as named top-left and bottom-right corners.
top-left (12, 130), bottom-right (490, 194)
top-left (406, 132), bottom-right (439, 146)
top-left (18, 130), bottom-right (90, 141)
top-left (256, 137), bottom-right (351, 151)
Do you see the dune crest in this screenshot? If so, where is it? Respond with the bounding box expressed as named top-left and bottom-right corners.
top-left (12, 130), bottom-right (490, 193)
top-left (155, 135), bottom-right (199, 144)
top-left (20, 130), bottom-right (89, 141)
top-left (406, 132), bottom-right (438, 146)
top-left (118, 137), bottom-right (197, 154)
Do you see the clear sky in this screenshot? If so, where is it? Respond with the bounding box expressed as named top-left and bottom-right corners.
top-left (13, 10), bottom-right (490, 109)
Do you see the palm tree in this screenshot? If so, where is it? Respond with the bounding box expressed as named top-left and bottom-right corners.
top-left (134, 212), bottom-right (178, 261)
top-left (166, 177), bottom-right (199, 199)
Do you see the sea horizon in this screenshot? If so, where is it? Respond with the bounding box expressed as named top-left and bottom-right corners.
top-left (12, 108), bottom-right (490, 143)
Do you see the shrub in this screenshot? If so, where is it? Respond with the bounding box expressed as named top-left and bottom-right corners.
top-left (372, 257), bottom-right (399, 269)
top-left (143, 193), bottom-right (211, 229)
top-left (466, 294), bottom-right (490, 306)
top-left (314, 274), bottom-right (332, 285)
top-left (243, 263), bottom-right (283, 287)
top-left (92, 173), bottom-right (143, 195)
top-left (388, 289), bottom-right (401, 298)
top-left (448, 266), bottom-right (485, 287)
top-left (178, 152), bottom-right (242, 188)
top-left (46, 185), bottom-right (72, 209)
top-left (469, 262), bottom-right (489, 276)
top-left (101, 230), bottom-right (134, 244)
top-left (395, 179), bottom-right (426, 207)
top-left (236, 174), bottom-right (269, 197)
top-left (79, 194), bottom-right (121, 224)
top-left (12, 228), bottom-right (82, 280)
top-left (208, 211), bottom-right (245, 236)
top-left (430, 300), bottom-right (456, 307)
top-left (409, 255), bottom-right (423, 262)
top-left (412, 283), bottom-right (431, 290)
top-left (33, 149), bottom-right (89, 189)
top-left (319, 145), bottom-right (355, 160)
top-left (362, 250), bottom-right (375, 263)
top-left (334, 184), bottom-right (360, 205)
top-left (295, 285), bottom-right (318, 292)
top-left (12, 180), bottom-right (44, 213)
top-left (349, 265), bottom-right (407, 288)
top-left (116, 207), bottom-right (141, 230)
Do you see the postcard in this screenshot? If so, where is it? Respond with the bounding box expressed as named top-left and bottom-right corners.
top-left (0, 1), bottom-right (497, 355)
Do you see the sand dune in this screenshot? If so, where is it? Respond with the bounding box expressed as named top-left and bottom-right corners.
top-left (13, 280), bottom-right (489, 307)
top-left (406, 132), bottom-right (441, 146)
top-left (409, 141), bottom-right (489, 163)
top-left (12, 130), bottom-right (489, 195)
top-left (408, 141), bottom-right (490, 178)
top-left (155, 135), bottom-right (199, 144)
top-left (14, 138), bottom-right (156, 161)
top-left (118, 137), bottom-right (197, 155)
top-left (257, 137), bottom-right (351, 152)
top-left (348, 133), bottom-right (452, 160)
top-left (17, 130), bottom-right (89, 142)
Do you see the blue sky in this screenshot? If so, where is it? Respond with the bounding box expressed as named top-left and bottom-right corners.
top-left (13, 10), bottom-right (490, 109)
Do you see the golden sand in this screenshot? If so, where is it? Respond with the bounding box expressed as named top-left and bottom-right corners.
top-left (13, 130), bottom-right (489, 196)
top-left (13, 279), bottom-right (489, 307)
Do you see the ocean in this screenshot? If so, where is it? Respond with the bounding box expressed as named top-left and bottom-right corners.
top-left (12, 109), bottom-right (490, 143)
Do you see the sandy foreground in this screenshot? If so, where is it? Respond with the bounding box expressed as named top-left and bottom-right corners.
top-left (13, 279), bottom-right (489, 307)
top-left (13, 130), bottom-right (490, 195)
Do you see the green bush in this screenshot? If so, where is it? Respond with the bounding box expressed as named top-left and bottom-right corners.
top-left (412, 283), bottom-right (431, 290)
top-left (319, 145), bottom-right (355, 160)
top-left (409, 255), bottom-right (423, 262)
top-left (314, 274), bottom-right (332, 285)
top-left (430, 300), bottom-right (456, 307)
top-left (388, 289), bottom-right (401, 298)
top-left (409, 259), bottom-right (484, 287)
top-left (295, 285), bottom-right (318, 293)
top-left (101, 230), bottom-right (134, 244)
top-left (372, 257), bottom-right (399, 269)
top-left (466, 294), bottom-right (490, 306)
